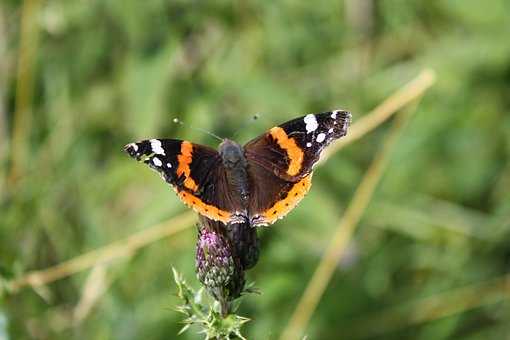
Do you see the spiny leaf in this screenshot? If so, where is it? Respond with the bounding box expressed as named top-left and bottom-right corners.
top-left (178, 324), bottom-right (191, 335)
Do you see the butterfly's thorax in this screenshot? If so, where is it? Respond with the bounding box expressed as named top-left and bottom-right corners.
top-left (218, 139), bottom-right (250, 208)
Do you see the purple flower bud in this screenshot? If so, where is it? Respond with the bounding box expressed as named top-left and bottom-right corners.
top-left (195, 220), bottom-right (245, 311)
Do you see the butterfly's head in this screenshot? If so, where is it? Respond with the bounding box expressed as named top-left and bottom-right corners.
top-left (219, 139), bottom-right (246, 169)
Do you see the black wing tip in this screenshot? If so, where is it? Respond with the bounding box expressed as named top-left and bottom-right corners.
top-left (325, 110), bottom-right (351, 138)
top-left (316, 109), bottom-right (351, 123)
top-left (332, 109), bottom-right (351, 120)
top-left (123, 142), bottom-right (141, 160)
top-left (331, 109), bottom-right (352, 128)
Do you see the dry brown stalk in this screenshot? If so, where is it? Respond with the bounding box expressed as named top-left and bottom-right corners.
top-left (9, 0), bottom-right (41, 184)
top-left (9, 212), bottom-right (196, 292)
top-left (321, 69), bottom-right (436, 163)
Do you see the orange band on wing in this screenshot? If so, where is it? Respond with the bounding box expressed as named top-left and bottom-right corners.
top-left (177, 141), bottom-right (199, 192)
top-left (177, 190), bottom-right (231, 223)
top-left (269, 127), bottom-right (304, 176)
top-left (261, 174), bottom-right (312, 224)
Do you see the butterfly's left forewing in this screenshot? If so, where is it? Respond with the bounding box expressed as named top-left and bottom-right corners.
top-left (244, 110), bottom-right (351, 226)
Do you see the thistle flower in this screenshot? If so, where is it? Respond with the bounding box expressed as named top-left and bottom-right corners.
top-left (195, 220), bottom-right (245, 315)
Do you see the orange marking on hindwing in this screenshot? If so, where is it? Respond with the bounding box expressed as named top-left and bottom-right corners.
top-left (177, 190), bottom-right (231, 223)
top-left (176, 141), bottom-right (199, 191)
top-left (261, 174), bottom-right (312, 224)
top-left (269, 127), bottom-right (304, 176)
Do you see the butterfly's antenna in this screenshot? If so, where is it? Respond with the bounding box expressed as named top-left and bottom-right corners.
top-left (232, 113), bottom-right (263, 139)
top-left (173, 118), bottom-right (224, 142)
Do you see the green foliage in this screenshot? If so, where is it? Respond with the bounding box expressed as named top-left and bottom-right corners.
top-left (173, 268), bottom-right (249, 340)
top-left (1, 0), bottom-right (510, 339)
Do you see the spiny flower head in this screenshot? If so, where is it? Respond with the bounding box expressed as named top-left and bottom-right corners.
top-left (195, 221), bottom-right (245, 314)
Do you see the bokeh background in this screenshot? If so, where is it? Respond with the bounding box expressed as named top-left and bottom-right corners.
top-left (1, 1), bottom-right (510, 339)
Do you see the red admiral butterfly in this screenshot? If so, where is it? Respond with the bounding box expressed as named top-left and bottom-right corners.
top-left (124, 110), bottom-right (351, 227)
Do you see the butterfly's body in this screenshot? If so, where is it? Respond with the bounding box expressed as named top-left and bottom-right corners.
top-left (125, 110), bottom-right (351, 227)
top-left (219, 139), bottom-right (250, 208)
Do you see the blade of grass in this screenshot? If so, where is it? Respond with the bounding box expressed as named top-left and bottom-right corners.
top-left (280, 70), bottom-right (436, 340)
top-left (367, 199), bottom-right (492, 241)
top-left (8, 211), bottom-right (196, 293)
top-left (9, 0), bottom-right (41, 184)
top-left (345, 273), bottom-right (510, 338)
top-left (0, 6), bottom-right (8, 165)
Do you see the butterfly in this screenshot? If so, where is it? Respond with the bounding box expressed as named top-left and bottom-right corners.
top-left (124, 110), bottom-right (351, 227)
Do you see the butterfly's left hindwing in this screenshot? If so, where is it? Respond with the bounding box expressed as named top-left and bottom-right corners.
top-left (124, 139), bottom-right (243, 223)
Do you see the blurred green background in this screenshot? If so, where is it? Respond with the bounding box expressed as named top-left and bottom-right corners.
top-left (1, 0), bottom-right (510, 339)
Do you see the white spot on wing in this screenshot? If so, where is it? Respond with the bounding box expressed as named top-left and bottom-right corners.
top-left (328, 128), bottom-right (334, 133)
top-left (166, 163), bottom-right (172, 168)
top-left (331, 110), bottom-right (340, 119)
top-left (316, 133), bottom-right (326, 143)
top-left (153, 157), bottom-right (162, 166)
top-left (306, 142), bottom-right (312, 147)
top-left (304, 114), bottom-right (318, 133)
top-left (150, 139), bottom-right (166, 155)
